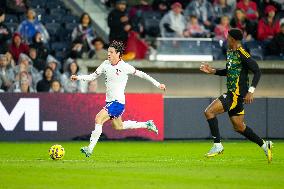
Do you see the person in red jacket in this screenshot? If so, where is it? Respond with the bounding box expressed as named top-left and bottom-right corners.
top-left (257, 5), bottom-right (280, 41)
top-left (237, 0), bottom-right (259, 21)
top-left (8, 32), bottom-right (29, 63)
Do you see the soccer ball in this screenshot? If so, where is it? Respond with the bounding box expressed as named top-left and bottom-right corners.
top-left (49, 144), bottom-right (65, 160)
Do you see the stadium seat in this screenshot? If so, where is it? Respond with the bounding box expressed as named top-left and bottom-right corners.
top-left (45, 23), bottom-right (61, 36)
top-left (65, 23), bottom-right (77, 33)
top-left (50, 9), bottom-right (66, 16)
top-left (276, 10), bottom-right (284, 20)
top-left (51, 42), bottom-right (69, 51)
top-left (34, 8), bottom-right (46, 17)
top-left (6, 23), bottom-right (18, 33)
top-left (29, 0), bottom-right (46, 8)
top-left (250, 48), bottom-right (264, 60)
top-left (46, 2), bottom-right (64, 10)
top-left (142, 11), bottom-right (162, 37)
top-left (5, 14), bottom-right (18, 23)
top-left (62, 15), bottom-right (79, 23)
top-left (245, 40), bottom-right (261, 50)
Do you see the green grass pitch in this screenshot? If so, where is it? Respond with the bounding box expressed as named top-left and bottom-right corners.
top-left (0, 141), bottom-right (283, 189)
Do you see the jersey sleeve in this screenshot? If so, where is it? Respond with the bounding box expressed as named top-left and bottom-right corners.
top-left (125, 63), bottom-right (160, 87)
top-left (125, 63), bottom-right (136, 75)
top-left (238, 47), bottom-right (261, 88)
top-left (77, 61), bottom-right (105, 81)
top-left (215, 69), bottom-right (227, 76)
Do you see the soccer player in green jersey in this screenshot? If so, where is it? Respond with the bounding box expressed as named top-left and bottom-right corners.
top-left (200, 28), bottom-right (273, 163)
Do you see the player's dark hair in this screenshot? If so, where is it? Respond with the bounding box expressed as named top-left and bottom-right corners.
top-left (109, 40), bottom-right (125, 56)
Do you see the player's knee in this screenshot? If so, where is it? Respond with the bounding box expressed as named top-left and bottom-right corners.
top-left (233, 125), bottom-right (245, 133)
top-left (204, 109), bottom-right (214, 119)
top-left (112, 123), bottom-right (123, 130)
top-left (95, 115), bottom-right (103, 125)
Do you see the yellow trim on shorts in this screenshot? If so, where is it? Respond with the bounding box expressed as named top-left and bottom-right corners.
top-left (229, 92), bottom-right (238, 110)
top-left (235, 77), bottom-right (240, 95)
top-left (237, 110), bottom-right (245, 115)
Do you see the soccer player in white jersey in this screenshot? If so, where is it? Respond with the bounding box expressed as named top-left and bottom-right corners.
top-left (70, 41), bottom-right (166, 157)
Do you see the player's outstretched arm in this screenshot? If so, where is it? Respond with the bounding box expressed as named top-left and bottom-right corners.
top-left (134, 70), bottom-right (166, 91)
top-left (200, 62), bottom-right (227, 76)
top-left (200, 63), bottom-right (216, 74)
top-left (70, 72), bottom-right (100, 81)
top-left (70, 62), bottom-right (105, 81)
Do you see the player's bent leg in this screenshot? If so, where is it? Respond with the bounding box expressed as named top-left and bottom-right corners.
top-left (204, 98), bottom-right (225, 157)
top-left (204, 98), bottom-right (225, 119)
top-left (111, 117), bottom-right (123, 130)
top-left (230, 115), bottom-right (273, 163)
top-left (81, 109), bottom-right (110, 157)
top-left (113, 118), bottom-right (158, 134)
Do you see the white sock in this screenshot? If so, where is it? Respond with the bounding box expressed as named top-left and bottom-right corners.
top-left (88, 124), bottom-right (103, 153)
top-left (122, 120), bottom-right (147, 129)
top-left (261, 142), bottom-right (267, 151)
top-left (214, 143), bottom-right (223, 147)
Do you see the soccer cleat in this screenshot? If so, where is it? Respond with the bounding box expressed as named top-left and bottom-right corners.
top-left (205, 143), bottom-right (224, 157)
top-left (263, 141), bottom-right (273, 163)
top-left (146, 120), bottom-right (159, 135)
top-left (80, 146), bottom-right (92, 157)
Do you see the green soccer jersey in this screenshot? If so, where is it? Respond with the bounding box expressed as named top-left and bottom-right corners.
top-left (215, 46), bottom-right (261, 97)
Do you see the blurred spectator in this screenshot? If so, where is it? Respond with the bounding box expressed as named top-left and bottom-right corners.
top-left (14, 53), bottom-right (41, 88)
top-left (71, 13), bottom-right (96, 59)
top-left (236, 0), bottom-right (259, 21)
top-left (184, 0), bottom-right (215, 31)
top-left (46, 55), bottom-right (61, 80)
top-left (87, 80), bottom-right (98, 93)
top-left (160, 2), bottom-right (186, 37)
top-left (107, 0), bottom-right (131, 43)
top-left (230, 9), bottom-right (256, 41)
top-left (5, 0), bottom-right (29, 16)
top-left (128, 0), bottom-right (152, 36)
top-left (183, 15), bottom-right (209, 37)
top-left (258, 0), bottom-right (282, 18)
top-left (0, 9), bottom-right (12, 54)
top-left (29, 32), bottom-right (49, 60)
top-left (267, 23), bottom-right (284, 56)
top-left (10, 71), bottom-right (32, 92)
top-left (213, 0), bottom-right (233, 23)
top-left (14, 78), bottom-right (34, 93)
top-left (0, 54), bottom-right (14, 91)
top-left (28, 47), bottom-right (45, 72)
top-left (36, 66), bottom-right (54, 92)
top-left (102, 0), bottom-right (116, 8)
top-left (92, 37), bottom-right (108, 60)
top-left (17, 8), bottom-right (50, 44)
top-left (61, 58), bottom-right (84, 93)
top-left (49, 79), bottom-right (63, 93)
top-left (9, 32), bottom-right (29, 62)
top-left (214, 15), bottom-right (230, 41)
top-left (257, 5), bottom-right (280, 41)
top-left (152, 0), bottom-right (169, 15)
top-left (5, 52), bottom-right (15, 68)
top-left (227, 0), bottom-right (236, 8)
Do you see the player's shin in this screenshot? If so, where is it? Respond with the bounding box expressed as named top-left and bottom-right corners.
top-left (207, 117), bottom-right (221, 143)
top-left (122, 120), bottom-right (147, 129)
top-left (88, 124), bottom-right (103, 153)
top-left (237, 126), bottom-right (264, 147)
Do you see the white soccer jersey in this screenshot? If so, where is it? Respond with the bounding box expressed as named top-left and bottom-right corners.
top-left (77, 60), bottom-right (160, 104)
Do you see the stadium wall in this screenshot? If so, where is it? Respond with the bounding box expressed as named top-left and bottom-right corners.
top-left (0, 93), bottom-right (283, 141)
top-left (164, 98), bottom-right (284, 139)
